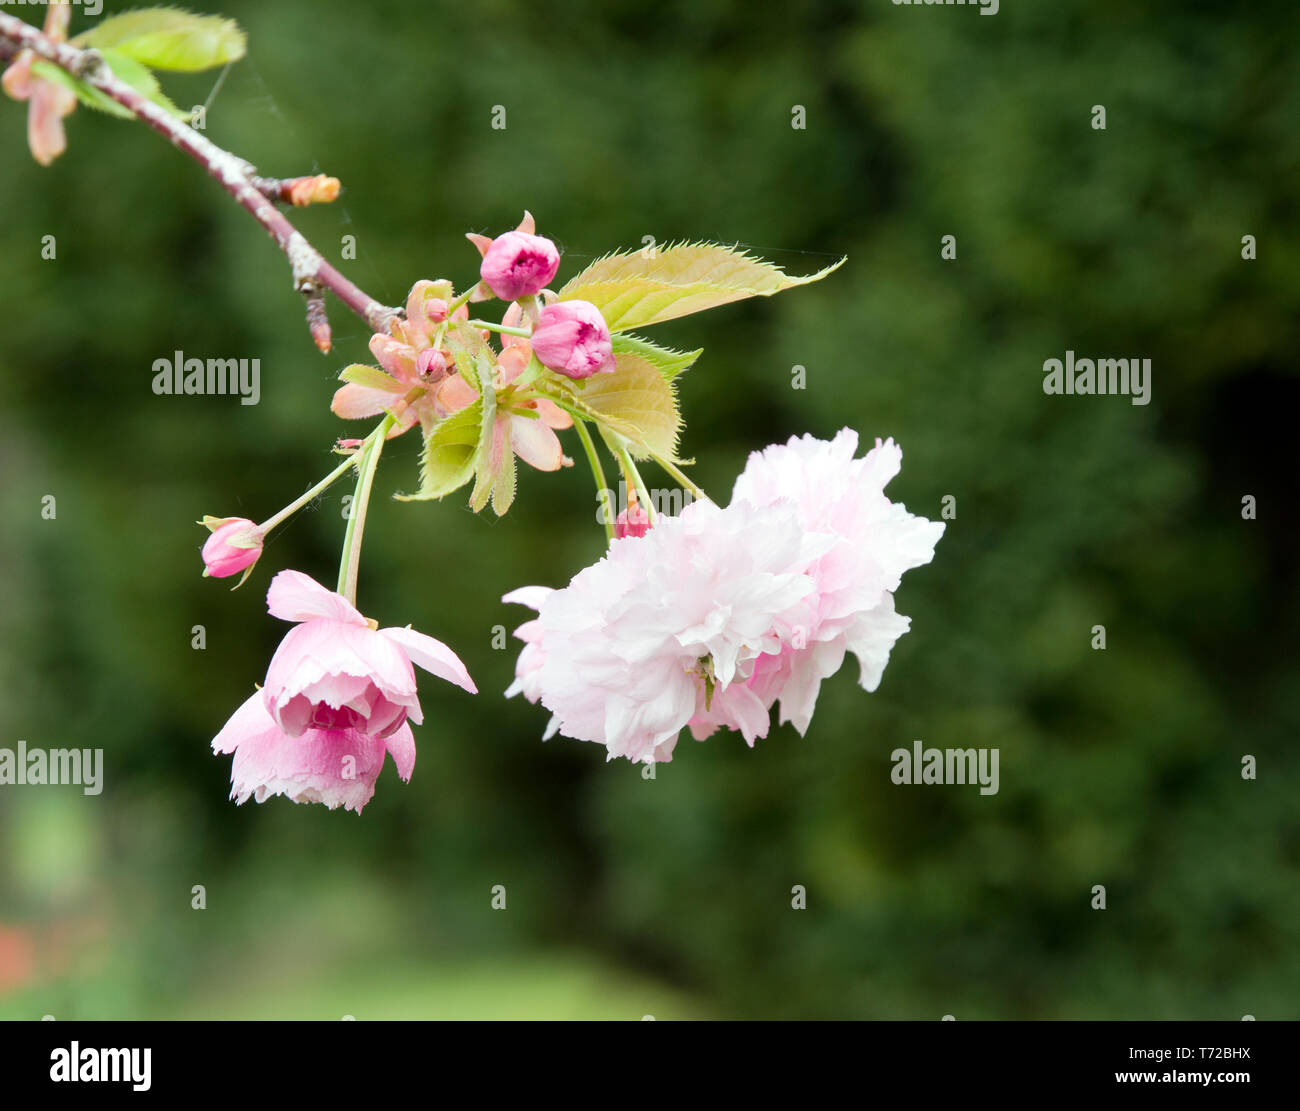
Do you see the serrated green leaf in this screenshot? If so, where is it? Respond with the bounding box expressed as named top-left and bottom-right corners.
top-left (99, 48), bottom-right (189, 118)
top-left (339, 364), bottom-right (401, 391)
top-left (491, 436), bottom-right (517, 516)
top-left (75, 8), bottom-right (246, 72)
top-left (555, 351), bottom-right (682, 461)
top-left (395, 402), bottom-right (481, 502)
top-left (610, 333), bottom-right (701, 380)
top-left (30, 60), bottom-right (134, 119)
top-left (468, 368), bottom-right (500, 514)
top-left (559, 242), bottom-right (844, 331)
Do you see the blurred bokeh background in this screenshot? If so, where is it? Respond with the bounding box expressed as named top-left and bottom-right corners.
top-left (1, 0), bottom-right (1297, 1019)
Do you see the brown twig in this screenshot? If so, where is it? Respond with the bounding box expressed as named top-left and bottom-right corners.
top-left (0, 12), bottom-right (400, 349)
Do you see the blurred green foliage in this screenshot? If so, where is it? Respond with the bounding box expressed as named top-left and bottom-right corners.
top-left (1, 0), bottom-right (1297, 1019)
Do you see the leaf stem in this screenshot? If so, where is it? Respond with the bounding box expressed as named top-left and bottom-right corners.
top-left (604, 432), bottom-right (657, 525)
top-left (446, 287), bottom-right (477, 316)
top-left (573, 420), bottom-right (616, 543)
top-left (469, 319), bottom-right (532, 338)
top-left (257, 428), bottom-right (381, 535)
top-left (649, 452), bottom-right (711, 505)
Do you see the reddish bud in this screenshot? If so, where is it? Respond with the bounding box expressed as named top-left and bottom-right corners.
top-left (480, 230), bottom-right (561, 301)
top-left (531, 301), bottom-right (616, 379)
top-left (615, 505), bottom-right (652, 539)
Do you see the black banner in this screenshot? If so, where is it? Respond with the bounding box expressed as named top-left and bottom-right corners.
top-left (0, 1020), bottom-right (1289, 1098)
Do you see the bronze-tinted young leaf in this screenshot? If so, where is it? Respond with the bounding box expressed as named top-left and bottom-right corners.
top-left (558, 242), bottom-right (844, 331)
top-left (555, 351), bottom-right (682, 461)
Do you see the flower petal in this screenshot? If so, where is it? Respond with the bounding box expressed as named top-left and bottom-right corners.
top-left (510, 414), bottom-right (564, 472)
top-left (502, 585), bottom-right (552, 611)
top-left (384, 721), bottom-right (417, 781)
top-left (266, 570), bottom-right (367, 625)
top-left (535, 398), bottom-right (573, 430)
top-left (380, 626), bottom-right (477, 694)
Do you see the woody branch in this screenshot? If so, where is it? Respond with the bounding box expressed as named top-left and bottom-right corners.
top-left (0, 11), bottom-right (401, 353)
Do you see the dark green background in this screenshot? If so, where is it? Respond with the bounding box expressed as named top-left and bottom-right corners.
top-left (1, 0), bottom-right (1296, 1018)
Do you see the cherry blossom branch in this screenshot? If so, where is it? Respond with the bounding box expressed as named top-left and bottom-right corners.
top-left (0, 12), bottom-right (400, 353)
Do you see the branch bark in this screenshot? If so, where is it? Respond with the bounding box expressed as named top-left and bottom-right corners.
top-left (0, 12), bottom-right (401, 352)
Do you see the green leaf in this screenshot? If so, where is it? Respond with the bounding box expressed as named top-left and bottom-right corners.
top-left (468, 364), bottom-right (500, 514)
top-left (75, 9), bottom-right (247, 72)
top-left (30, 51), bottom-right (187, 119)
top-left (558, 242), bottom-right (844, 331)
top-left (29, 60), bottom-right (133, 119)
top-left (444, 321), bottom-right (492, 392)
top-left (339, 364), bottom-right (401, 391)
top-left (611, 333), bottom-right (701, 380)
top-left (101, 48), bottom-right (189, 118)
top-left (491, 434), bottom-right (517, 515)
top-left (554, 351), bottom-right (683, 461)
top-left (396, 402), bottom-right (481, 502)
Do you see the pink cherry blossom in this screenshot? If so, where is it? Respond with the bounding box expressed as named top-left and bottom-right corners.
top-left (200, 517), bottom-right (264, 579)
top-left (262, 570), bottom-right (475, 736)
top-left (211, 570), bottom-right (476, 811)
top-left (504, 431), bottom-right (943, 763)
top-left (530, 301), bottom-right (616, 379)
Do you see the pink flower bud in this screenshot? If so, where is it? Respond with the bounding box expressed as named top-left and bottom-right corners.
top-left (202, 517), bottom-right (264, 579)
top-left (615, 505), bottom-right (652, 539)
top-left (479, 231), bottom-right (561, 301)
top-left (531, 301), bottom-right (616, 379)
top-left (416, 348), bottom-right (447, 378)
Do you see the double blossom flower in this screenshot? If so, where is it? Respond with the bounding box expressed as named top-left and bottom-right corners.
top-left (504, 430), bottom-right (944, 763)
top-left (212, 571), bottom-right (476, 813)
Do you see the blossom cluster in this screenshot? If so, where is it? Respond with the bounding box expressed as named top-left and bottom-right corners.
top-left (503, 430), bottom-right (944, 763)
top-left (1, 6), bottom-right (940, 817)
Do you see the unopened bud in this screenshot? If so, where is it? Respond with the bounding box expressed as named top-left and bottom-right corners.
top-left (200, 517), bottom-right (264, 578)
